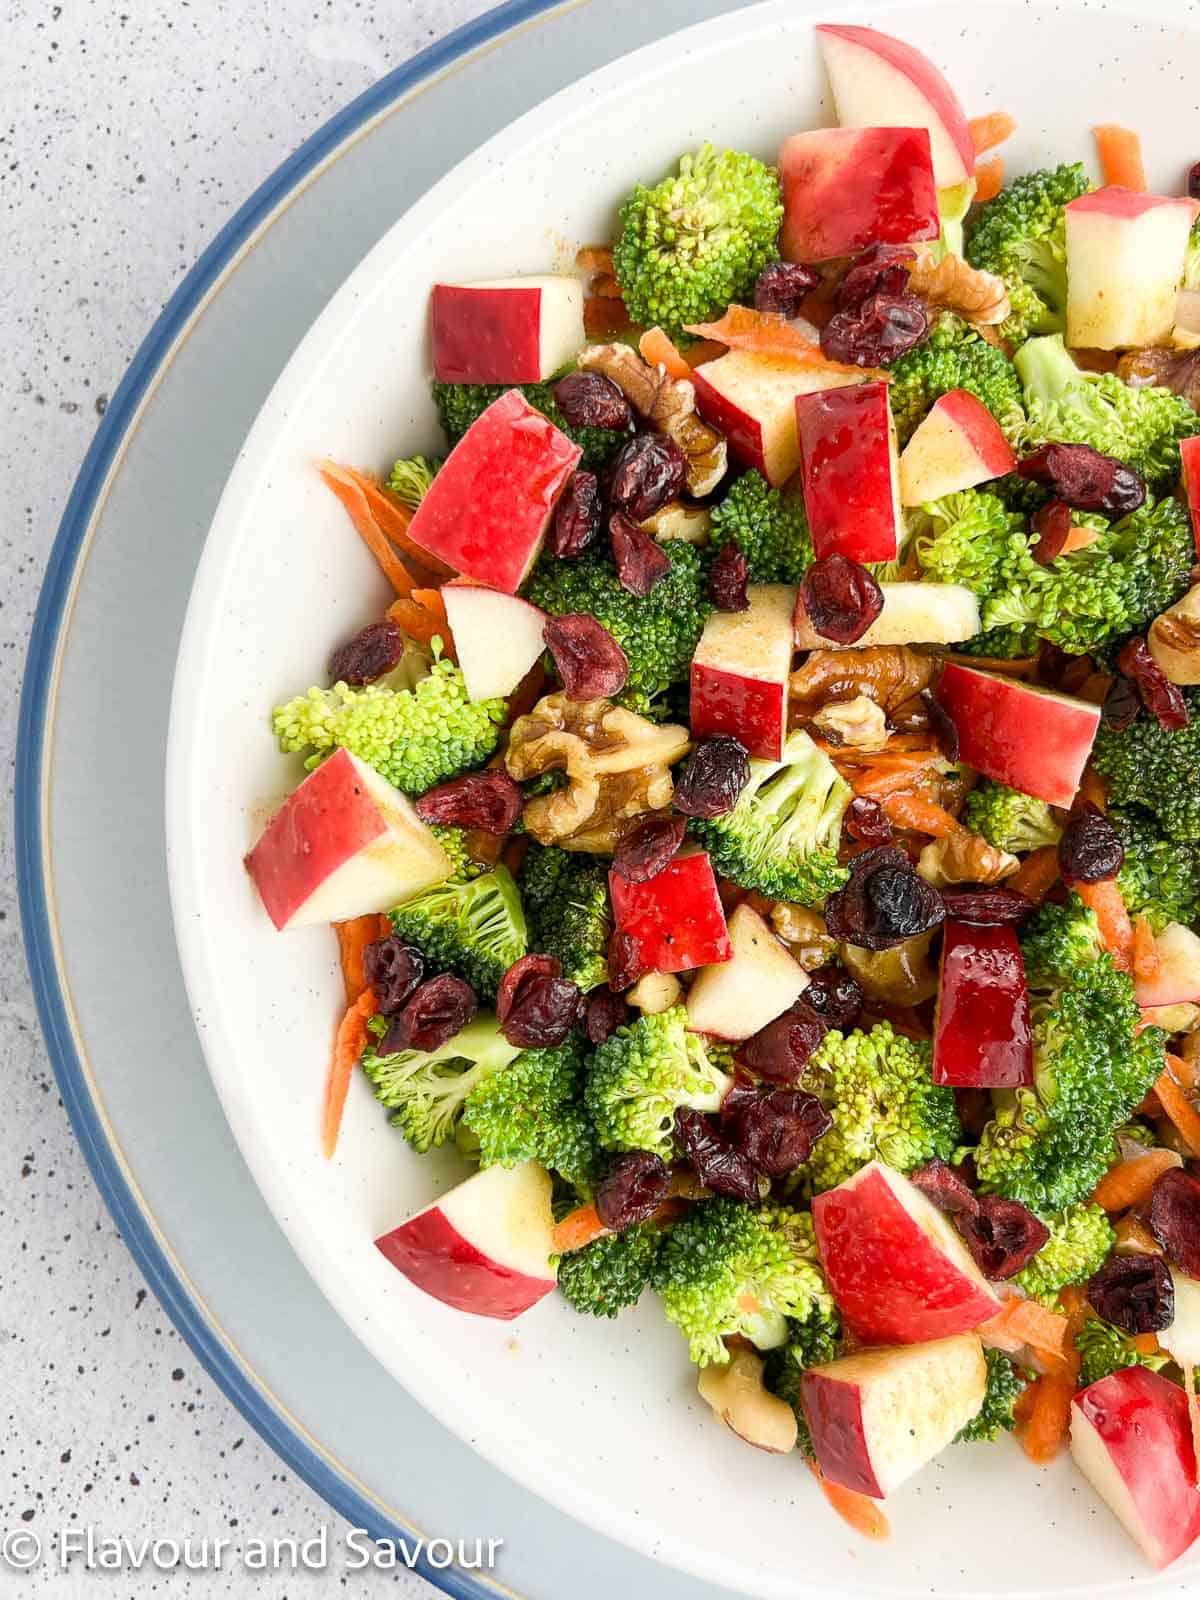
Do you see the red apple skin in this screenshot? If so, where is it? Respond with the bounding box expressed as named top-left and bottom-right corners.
top-left (609, 849), bottom-right (732, 974)
top-left (405, 389), bottom-right (581, 592)
top-left (431, 284), bottom-right (542, 384)
top-left (796, 382), bottom-right (900, 562)
top-left (1068, 187), bottom-right (1196, 223)
top-left (933, 921), bottom-right (1033, 1089)
top-left (375, 1208), bottom-right (554, 1321)
top-left (691, 364), bottom-right (770, 481)
top-left (690, 662), bottom-right (786, 761)
top-left (935, 389), bottom-right (1018, 478)
top-left (780, 127), bottom-right (938, 263)
top-left (800, 1372), bottom-right (881, 1497)
top-left (1181, 436), bottom-right (1200, 557)
top-left (935, 661), bottom-right (1101, 809)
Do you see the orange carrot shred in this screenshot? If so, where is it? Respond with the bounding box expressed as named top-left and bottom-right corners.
top-left (1072, 878), bottom-right (1134, 971)
top-left (1079, 766), bottom-right (1107, 813)
top-left (1018, 1369), bottom-right (1075, 1465)
top-left (973, 156), bottom-right (1005, 205)
top-left (386, 590), bottom-right (456, 660)
top-left (1093, 124), bottom-right (1147, 191)
top-left (1062, 523), bottom-right (1101, 555)
top-left (1008, 845), bottom-right (1060, 905)
top-left (882, 792), bottom-right (963, 838)
top-left (1092, 1148), bottom-right (1181, 1212)
top-left (806, 1461), bottom-right (890, 1540)
top-left (969, 112), bottom-right (1017, 155)
top-left (639, 326), bottom-right (693, 381)
top-left (317, 459), bottom-right (451, 588)
top-left (980, 1297), bottom-right (1072, 1364)
top-left (1156, 1060), bottom-right (1200, 1157)
top-left (552, 1204), bottom-right (609, 1254)
top-left (683, 305), bottom-right (883, 379)
top-left (323, 986), bottom-right (377, 1160)
top-left (1132, 915), bottom-right (1161, 984)
top-left (333, 915), bottom-right (388, 1006)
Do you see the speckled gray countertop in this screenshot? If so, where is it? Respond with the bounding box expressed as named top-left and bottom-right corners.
top-left (2, 4), bottom-right (494, 1592)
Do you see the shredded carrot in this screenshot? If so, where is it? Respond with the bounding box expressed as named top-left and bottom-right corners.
top-left (576, 244), bottom-right (615, 276)
top-left (973, 156), bottom-right (1005, 205)
top-left (333, 915), bottom-right (388, 1006)
top-left (552, 1204), bottom-right (609, 1254)
top-left (317, 460), bottom-right (450, 588)
top-left (685, 338), bottom-right (729, 369)
top-left (386, 589), bottom-right (455, 660)
top-left (822, 734), bottom-right (936, 759)
top-left (1091, 1147), bottom-right (1181, 1212)
top-left (1132, 915), bottom-right (1161, 985)
top-left (639, 326), bottom-right (693, 381)
top-left (1072, 878), bottom-right (1134, 971)
top-left (1171, 1050), bottom-right (1200, 1094)
top-left (882, 792), bottom-right (963, 838)
top-left (322, 986), bottom-right (377, 1160)
top-left (1155, 1059), bottom-right (1200, 1157)
top-left (1007, 845), bottom-right (1060, 905)
top-left (1013, 1383), bottom-right (1038, 1426)
top-left (946, 653), bottom-right (1039, 679)
top-left (584, 296), bottom-right (631, 337)
top-left (806, 1461), bottom-right (890, 1540)
top-left (1079, 766), bottom-right (1107, 812)
top-left (970, 112), bottom-right (1017, 155)
top-left (1018, 1368), bottom-right (1075, 1464)
top-left (683, 305), bottom-right (883, 378)
top-left (1093, 124), bottom-right (1147, 191)
top-left (980, 1297), bottom-right (1072, 1364)
top-left (590, 273), bottom-right (623, 300)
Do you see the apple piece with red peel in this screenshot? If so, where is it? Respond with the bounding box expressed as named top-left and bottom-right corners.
top-left (430, 276), bottom-right (584, 384)
top-left (690, 584), bottom-right (796, 760)
top-left (802, 1334), bottom-right (987, 1498)
top-left (1134, 922), bottom-right (1200, 1009)
top-left (933, 921), bottom-right (1033, 1089)
top-left (1160, 1270), bottom-right (1200, 1368)
top-left (795, 381), bottom-right (903, 563)
top-left (375, 1161), bottom-right (557, 1321)
top-left (441, 583), bottom-right (548, 702)
top-left (245, 748), bottom-right (452, 930)
top-left (1180, 436), bottom-right (1200, 557)
top-left (1070, 1367), bottom-right (1200, 1570)
top-left (815, 24), bottom-right (974, 189)
top-left (935, 661), bottom-right (1101, 808)
top-left (779, 126), bottom-right (938, 263)
top-left (1065, 188), bottom-right (1197, 351)
top-left (610, 847), bottom-right (732, 975)
top-left (812, 1160), bottom-right (1002, 1345)
top-left (405, 389), bottom-right (581, 593)
top-left (899, 389), bottom-right (1018, 505)
top-left (692, 350), bottom-right (859, 486)
top-left (794, 581), bottom-right (979, 650)
top-left (685, 902), bottom-right (809, 1041)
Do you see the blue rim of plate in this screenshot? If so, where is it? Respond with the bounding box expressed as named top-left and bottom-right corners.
top-left (14, 5), bottom-right (575, 1594)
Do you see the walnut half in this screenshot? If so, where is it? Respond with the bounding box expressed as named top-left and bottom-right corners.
top-left (1149, 584), bottom-right (1200, 685)
top-left (917, 831), bottom-right (1019, 888)
top-left (908, 249), bottom-right (1011, 328)
top-left (576, 343), bottom-right (727, 496)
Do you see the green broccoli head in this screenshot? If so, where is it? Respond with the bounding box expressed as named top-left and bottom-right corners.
top-left (584, 1006), bottom-right (731, 1162)
top-left (886, 316), bottom-right (1026, 446)
top-left (613, 144), bottom-right (783, 341)
top-left (1076, 1316), bottom-right (1173, 1388)
top-left (688, 729), bottom-right (852, 907)
top-left (962, 779), bottom-right (1063, 854)
top-left (798, 1024), bottom-right (961, 1192)
top-left (708, 469), bottom-right (815, 584)
top-left (272, 648), bottom-right (507, 796)
top-left (911, 487), bottom-right (1032, 600)
top-left (1092, 692), bottom-right (1200, 845)
top-left (954, 1349), bottom-right (1026, 1444)
top-left (361, 1012), bottom-right (520, 1152)
top-left (964, 163), bottom-right (1093, 346)
top-left (1010, 1203), bottom-right (1115, 1303)
top-left (518, 843), bottom-right (611, 991)
top-left (385, 454), bottom-right (440, 508)
top-left (388, 865), bottom-right (527, 1000)
top-left (461, 1035), bottom-right (599, 1192)
top-left (555, 1221), bottom-right (667, 1318)
top-left (432, 377), bottom-right (631, 471)
top-left (1113, 806), bottom-right (1200, 933)
top-left (654, 1200), bottom-right (834, 1367)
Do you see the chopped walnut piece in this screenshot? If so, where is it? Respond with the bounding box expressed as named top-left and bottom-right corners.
top-left (812, 694), bottom-right (890, 751)
top-left (917, 831), bottom-right (1019, 889)
top-left (576, 343), bottom-right (727, 496)
top-left (1118, 345), bottom-right (1200, 410)
top-left (504, 693), bottom-right (690, 853)
top-left (790, 646), bottom-right (938, 718)
top-left (696, 1346), bottom-right (798, 1455)
top-left (627, 972), bottom-right (683, 1014)
top-left (640, 501), bottom-right (712, 544)
top-left (907, 249), bottom-right (1011, 328)
top-left (1149, 584), bottom-right (1200, 685)
top-left (769, 902), bottom-right (837, 970)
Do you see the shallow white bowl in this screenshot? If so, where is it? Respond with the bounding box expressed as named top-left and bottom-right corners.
top-left (167, 3), bottom-right (1200, 1594)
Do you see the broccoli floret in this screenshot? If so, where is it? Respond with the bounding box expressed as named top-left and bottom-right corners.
top-left (1010, 1204), bottom-right (1115, 1302)
top-left (708, 469), bottom-right (814, 583)
top-left (1076, 1316), bottom-right (1173, 1389)
top-left (362, 1012), bottom-right (520, 1152)
top-left (1113, 807), bottom-right (1200, 933)
top-left (654, 1200), bottom-right (834, 1367)
top-left (1092, 687), bottom-right (1200, 844)
top-left (964, 163), bottom-right (1093, 346)
top-left (385, 454), bottom-right (440, 508)
top-left (689, 729), bottom-right (852, 907)
top-left (555, 1222), bottom-right (666, 1318)
top-left (955, 1350), bottom-right (1026, 1444)
top-left (461, 1035), bottom-right (599, 1192)
top-left (911, 487), bottom-right (1031, 601)
top-left (585, 1006), bottom-right (731, 1161)
top-left (798, 1024), bottom-right (961, 1192)
top-left (388, 866), bottom-right (526, 1000)
top-left (426, 824), bottom-right (486, 881)
top-left (273, 648), bottom-right (506, 797)
top-left (432, 377), bottom-right (630, 472)
top-left (887, 317), bottom-right (1026, 446)
top-left (962, 779), bottom-right (1063, 854)
top-left (612, 144), bottom-right (783, 341)
top-left (518, 843), bottom-right (611, 991)
top-left (525, 542), bottom-right (711, 715)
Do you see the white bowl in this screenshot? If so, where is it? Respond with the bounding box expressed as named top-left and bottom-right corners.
top-left (168, 3), bottom-right (1200, 1594)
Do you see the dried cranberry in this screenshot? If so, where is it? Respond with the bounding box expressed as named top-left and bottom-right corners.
top-left (1088, 1253), bottom-right (1175, 1335)
top-left (1017, 442), bottom-right (1146, 517)
top-left (496, 955), bottom-right (580, 1047)
top-left (594, 1150), bottom-right (671, 1231)
top-left (833, 243), bottom-right (917, 312)
top-left (672, 737), bottom-right (750, 819)
top-left (797, 965), bottom-right (864, 1031)
top-left (799, 556), bottom-right (884, 645)
top-left (496, 954), bottom-right (561, 1025)
top-left (920, 687), bottom-right (960, 763)
top-left (821, 292), bottom-right (928, 367)
top-left (383, 973), bottom-right (476, 1053)
top-left (547, 471), bottom-right (603, 558)
top-left (737, 1007), bottom-right (828, 1084)
top-left (544, 613), bottom-right (629, 701)
top-left (362, 935), bottom-right (425, 1015)
top-left (708, 544), bottom-right (750, 612)
top-left (725, 1087), bottom-right (831, 1176)
top-left (608, 434), bottom-right (686, 522)
top-left (957, 1196), bottom-right (1050, 1279)
top-left (1101, 674), bottom-right (1142, 732)
top-left (1148, 1166), bottom-right (1200, 1278)
top-left (609, 511), bottom-right (673, 597)
top-left (939, 887), bottom-right (1034, 925)
top-left (1058, 803), bottom-right (1125, 885)
top-left (754, 260), bottom-right (821, 316)
top-left (1116, 637), bottom-right (1190, 732)
top-left (584, 987), bottom-right (630, 1044)
top-left (612, 813), bottom-right (687, 884)
top-left (909, 1158), bottom-right (980, 1217)
top-left (1189, 163), bottom-right (1200, 202)
top-left (844, 796), bottom-right (894, 846)
top-left (328, 618), bottom-right (405, 686)
top-left (606, 928), bottom-right (646, 994)
top-left (673, 1108), bottom-right (762, 1203)
top-left (1029, 497), bottom-right (1075, 564)
top-left (553, 370), bottom-right (632, 431)
top-left (824, 845), bottom-right (946, 950)
top-left (416, 770), bottom-right (523, 834)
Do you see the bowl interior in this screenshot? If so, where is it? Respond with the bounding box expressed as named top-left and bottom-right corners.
top-left (167, 3), bottom-right (1199, 1594)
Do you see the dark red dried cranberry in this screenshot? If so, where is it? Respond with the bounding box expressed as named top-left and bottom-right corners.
top-left (1017, 442), bottom-right (1146, 517)
top-left (1058, 802), bottom-right (1125, 885)
top-left (1116, 637), bottom-right (1190, 732)
top-left (416, 770), bottom-right (523, 834)
top-left (939, 887), bottom-right (1033, 925)
top-left (1148, 1166), bottom-right (1200, 1278)
top-left (1029, 497), bottom-right (1075, 564)
top-left (383, 973), bottom-right (476, 1053)
top-left (606, 928), bottom-right (646, 994)
top-left (328, 618), bottom-right (405, 686)
top-left (594, 1150), bottom-right (671, 1231)
top-left (608, 434), bottom-right (686, 522)
top-left (799, 556), bottom-right (884, 645)
top-left (543, 613), bottom-right (629, 701)
top-left (920, 687), bottom-right (960, 763)
top-left (1088, 1253), bottom-right (1175, 1334)
top-left (797, 965), bottom-right (864, 1031)
top-left (722, 1086), bottom-right (832, 1176)
top-left (736, 1007), bottom-right (828, 1084)
top-left (844, 796), bottom-right (894, 846)
top-left (709, 544), bottom-right (750, 612)
top-left (609, 511), bottom-right (673, 596)
top-left (754, 260), bottom-right (821, 316)
top-left (672, 737), bottom-right (750, 819)
top-left (495, 954), bottom-right (561, 1025)
top-left (547, 471), bottom-right (603, 558)
top-left (1190, 163), bottom-right (1200, 202)
top-left (553, 370), bottom-right (632, 432)
top-left (673, 1108), bottom-right (762, 1203)
top-left (821, 292), bottom-right (928, 367)
top-left (363, 935), bottom-right (425, 1015)
top-left (824, 845), bottom-right (946, 950)
top-left (584, 987), bottom-right (630, 1044)
top-left (910, 1158), bottom-right (980, 1217)
top-left (496, 954), bottom-right (580, 1047)
top-left (612, 813), bottom-right (687, 884)
top-left (833, 243), bottom-right (917, 312)
top-left (957, 1196), bottom-right (1050, 1279)
top-left (1101, 674), bottom-right (1142, 732)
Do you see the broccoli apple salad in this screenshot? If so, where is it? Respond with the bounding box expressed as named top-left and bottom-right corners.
top-left (244, 22), bottom-right (1200, 1565)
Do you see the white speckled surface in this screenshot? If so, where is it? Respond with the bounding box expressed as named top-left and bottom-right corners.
top-left (3, 4), bottom-right (493, 1591)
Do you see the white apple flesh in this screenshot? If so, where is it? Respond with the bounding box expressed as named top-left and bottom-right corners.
top-left (685, 902), bottom-right (809, 1041)
top-left (794, 581), bottom-right (979, 650)
top-left (899, 388), bottom-right (1017, 505)
top-left (691, 349), bottom-right (859, 486)
top-left (1135, 922), bottom-right (1200, 1009)
top-left (430, 275), bottom-right (584, 384)
top-left (440, 583), bottom-right (548, 702)
top-left (691, 583), bottom-right (797, 760)
top-left (1065, 189), bottom-right (1196, 350)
